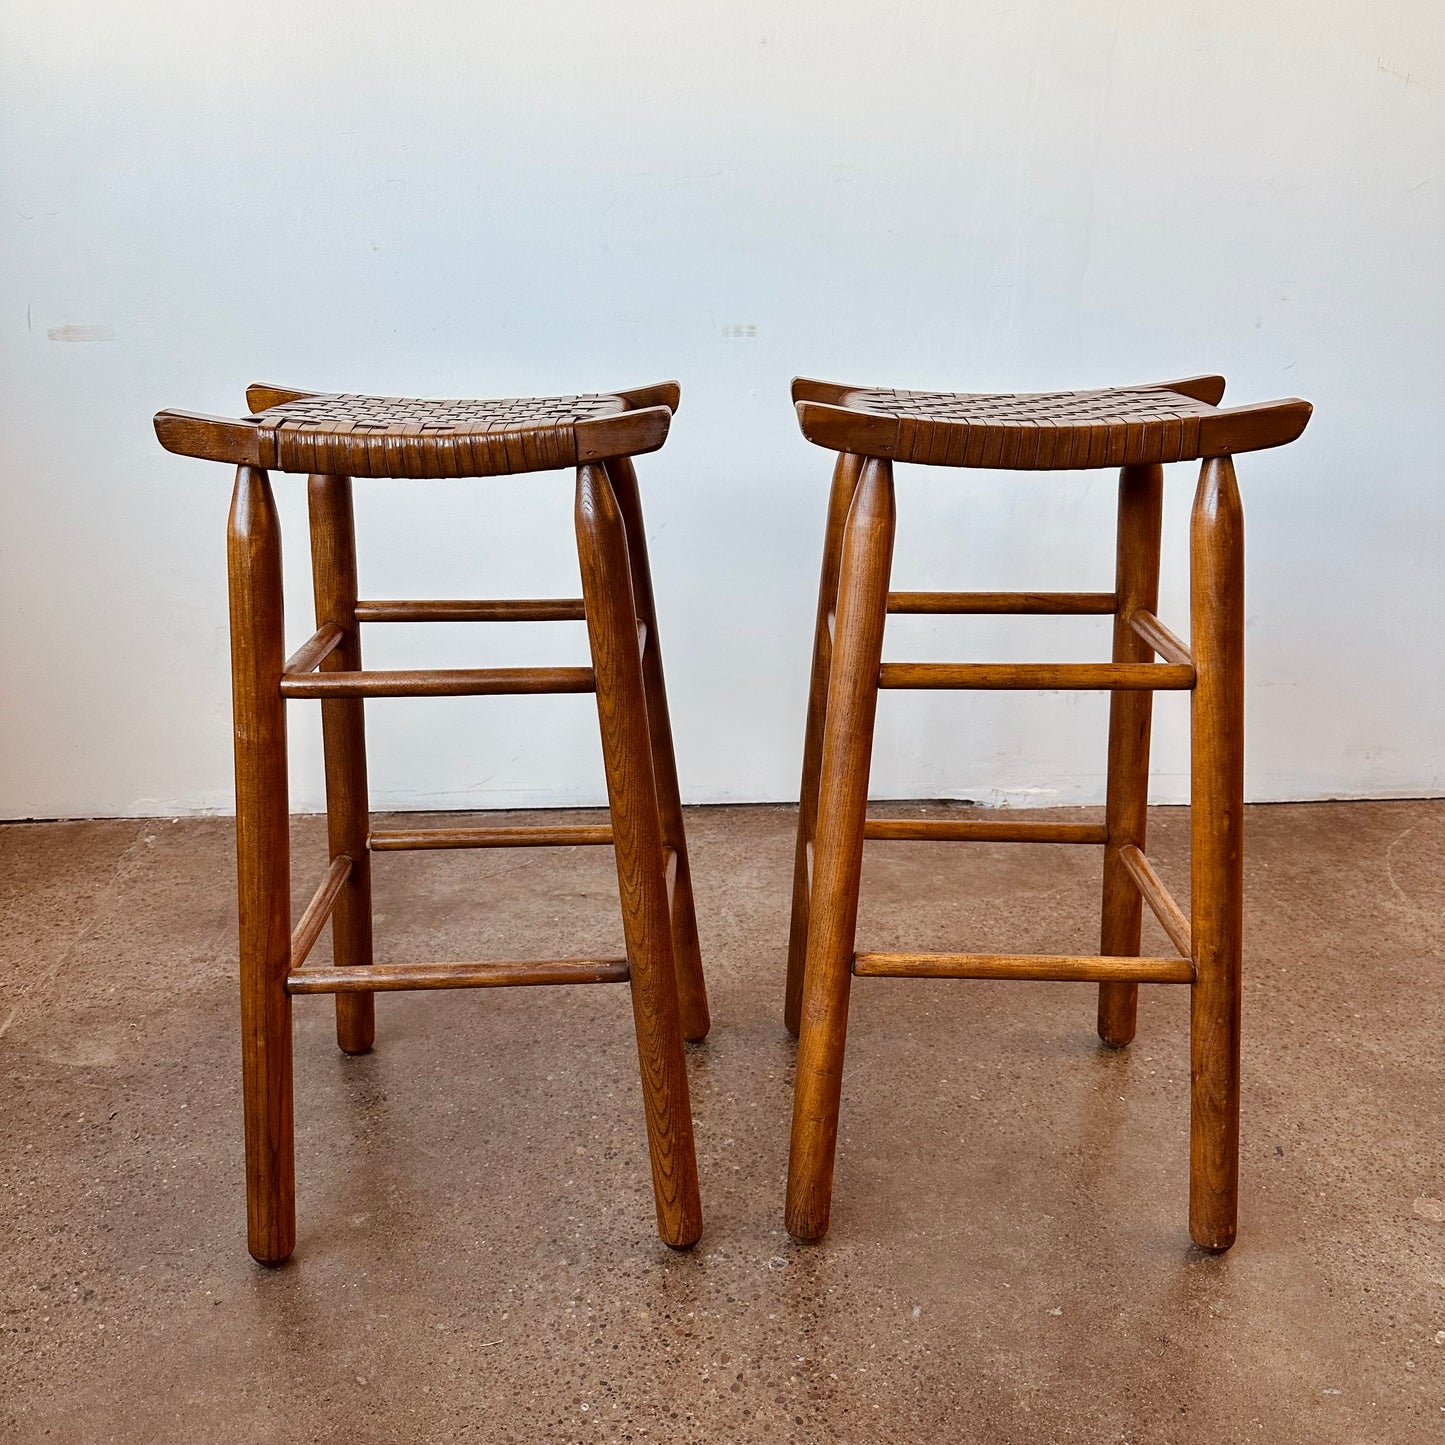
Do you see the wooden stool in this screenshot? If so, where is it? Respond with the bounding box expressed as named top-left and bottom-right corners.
top-left (154, 381), bottom-right (707, 1263)
top-left (783, 374), bottom-right (1311, 1251)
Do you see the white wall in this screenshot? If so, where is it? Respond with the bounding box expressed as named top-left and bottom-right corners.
top-left (1, 2), bottom-right (1441, 818)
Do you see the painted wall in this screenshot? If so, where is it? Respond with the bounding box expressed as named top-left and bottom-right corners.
top-left (2, 2), bottom-right (1440, 818)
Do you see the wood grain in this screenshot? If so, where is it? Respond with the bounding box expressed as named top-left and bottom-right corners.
top-left (282, 621), bottom-right (344, 676)
top-left (786, 452), bottom-right (865, 1037)
top-left (615, 381), bottom-right (681, 413)
top-left (227, 466), bottom-right (295, 1265)
top-left (787, 458), bottom-right (895, 1242)
top-left (1098, 464), bottom-right (1164, 1047)
top-left (574, 406), bottom-right (671, 463)
top-left (887, 591), bottom-right (1116, 615)
top-left (289, 854), bottom-right (352, 971)
top-left (1198, 399), bottom-right (1312, 457)
top-left (854, 952), bottom-right (1193, 984)
top-left (878, 660), bottom-right (1194, 691)
top-left (577, 462), bottom-right (702, 1249)
top-left (606, 457), bottom-right (710, 1042)
top-left (308, 473), bottom-right (375, 1053)
top-left (1128, 607), bottom-right (1192, 667)
top-left (279, 666), bottom-right (595, 698)
top-left (246, 382), bottom-right (318, 411)
top-left (354, 598), bottom-right (586, 623)
top-left (369, 824), bottom-right (613, 850)
top-left (287, 958), bottom-right (630, 993)
top-left (1117, 845), bottom-right (1193, 960)
top-left (1189, 456), bottom-right (1246, 1252)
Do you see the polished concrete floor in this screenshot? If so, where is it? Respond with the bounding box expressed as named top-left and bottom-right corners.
top-left (1, 800), bottom-right (1442, 1443)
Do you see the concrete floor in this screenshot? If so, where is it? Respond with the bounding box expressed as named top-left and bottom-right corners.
top-left (1, 800), bottom-right (1442, 1443)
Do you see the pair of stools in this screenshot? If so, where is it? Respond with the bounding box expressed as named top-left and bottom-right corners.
top-left (155, 372), bottom-right (1310, 1264)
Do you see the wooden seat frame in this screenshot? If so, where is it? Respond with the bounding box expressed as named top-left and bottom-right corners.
top-left (155, 381), bottom-right (707, 1263)
top-left (783, 373), bottom-right (1312, 1251)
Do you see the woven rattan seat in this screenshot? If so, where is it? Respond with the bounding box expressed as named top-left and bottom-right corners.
top-left (792, 374), bottom-right (1310, 469)
top-left (155, 381), bottom-right (678, 479)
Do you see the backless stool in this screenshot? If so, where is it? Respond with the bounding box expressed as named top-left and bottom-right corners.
top-left (154, 381), bottom-right (707, 1263)
top-left (783, 374), bottom-right (1311, 1250)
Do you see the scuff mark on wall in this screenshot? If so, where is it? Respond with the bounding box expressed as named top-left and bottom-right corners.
top-left (47, 324), bottom-right (115, 342)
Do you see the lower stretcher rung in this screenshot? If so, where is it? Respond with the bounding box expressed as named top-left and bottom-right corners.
top-left (864, 818), bottom-right (1106, 844)
top-left (887, 590), bottom-right (1117, 615)
top-left (853, 951), bottom-right (1195, 984)
top-left (369, 824), bottom-right (613, 850)
top-left (878, 661), bottom-right (1194, 691)
top-left (280, 666), bottom-right (596, 699)
top-left (355, 598), bottom-right (586, 623)
top-left (286, 957), bottom-right (630, 994)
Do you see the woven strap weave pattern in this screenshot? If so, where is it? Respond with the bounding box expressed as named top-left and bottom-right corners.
top-left (840, 386), bottom-right (1216, 469)
top-left (254, 392), bottom-right (627, 478)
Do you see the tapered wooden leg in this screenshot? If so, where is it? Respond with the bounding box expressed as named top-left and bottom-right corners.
top-left (1098, 464), bottom-right (1164, 1047)
top-left (605, 457), bottom-right (709, 1043)
top-left (786, 453), bottom-right (865, 1037)
top-left (1188, 456), bottom-right (1245, 1252)
top-left (576, 463), bottom-right (702, 1249)
top-left (786, 458), bottom-right (895, 1242)
top-left (227, 466), bottom-right (296, 1265)
top-left (308, 474), bottom-right (374, 1055)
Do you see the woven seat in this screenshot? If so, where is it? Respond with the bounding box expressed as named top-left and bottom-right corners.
top-left (155, 381), bottom-right (678, 479)
top-left (793, 374), bottom-right (1310, 469)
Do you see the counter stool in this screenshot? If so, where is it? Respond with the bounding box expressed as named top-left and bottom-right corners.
top-left (155, 381), bottom-right (707, 1262)
top-left (783, 374), bottom-right (1311, 1250)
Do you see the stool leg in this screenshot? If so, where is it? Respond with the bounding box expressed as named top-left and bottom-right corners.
top-left (605, 457), bottom-right (710, 1043)
top-left (576, 462), bottom-right (703, 1249)
top-left (308, 474), bottom-right (374, 1055)
top-left (227, 466), bottom-right (296, 1265)
top-left (1188, 456), bottom-right (1245, 1251)
top-left (786, 453), bottom-right (865, 1037)
top-left (1098, 463), bottom-right (1164, 1047)
top-left (786, 458), bottom-right (895, 1242)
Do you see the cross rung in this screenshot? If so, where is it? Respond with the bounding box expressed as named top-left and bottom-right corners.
top-left (865, 818), bottom-right (1106, 844)
top-left (283, 622), bottom-right (344, 676)
top-left (878, 661), bottom-right (1195, 691)
top-left (290, 854), bottom-right (352, 969)
top-left (355, 598), bottom-right (586, 623)
top-left (853, 951), bottom-right (1195, 984)
top-left (279, 666), bottom-right (596, 699)
top-left (369, 824), bottom-right (613, 851)
top-left (1128, 609), bottom-right (1192, 668)
top-left (286, 957), bottom-right (630, 994)
top-left (1118, 844), bottom-right (1192, 958)
top-left (888, 591), bottom-right (1117, 615)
